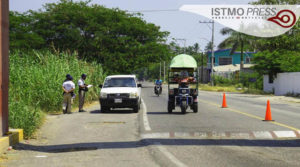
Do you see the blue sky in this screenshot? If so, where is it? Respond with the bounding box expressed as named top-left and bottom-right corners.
top-left (10, 0), bottom-right (252, 50)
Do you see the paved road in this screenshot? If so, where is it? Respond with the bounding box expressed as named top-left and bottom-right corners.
top-left (0, 103), bottom-right (159, 167)
top-left (2, 82), bottom-right (300, 167)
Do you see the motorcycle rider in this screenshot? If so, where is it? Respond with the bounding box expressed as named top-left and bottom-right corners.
top-left (154, 78), bottom-right (163, 93)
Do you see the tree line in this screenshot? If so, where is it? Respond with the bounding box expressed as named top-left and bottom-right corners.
top-left (10, 0), bottom-right (173, 74)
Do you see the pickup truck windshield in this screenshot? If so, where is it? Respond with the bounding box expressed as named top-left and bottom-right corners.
top-left (103, 78), bottom-right (136, 88)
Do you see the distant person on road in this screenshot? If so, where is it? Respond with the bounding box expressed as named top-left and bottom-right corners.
top-left (78, 74), bottom-right (88, 112)
top-left (154, 78), bottom-right (163, 92)
top-left (155, 78), bottom-right (162, 85)
top-left (62, 74), bottom-right (75, 114)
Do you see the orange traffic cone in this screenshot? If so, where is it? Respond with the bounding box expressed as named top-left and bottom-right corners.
top-left (222, 93), bottom-right (228, 108)
top-left (264, 100), bottom-right (274, 121)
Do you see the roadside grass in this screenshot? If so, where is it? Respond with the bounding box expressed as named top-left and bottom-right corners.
top-left (243, 88), bottom-right (269, 95)
top-left (9, 50), bottom-right (105, 138)
top-left (199, 84), bottom-right (267, 95)
top-left (199, 84), bottom-right (244, 93)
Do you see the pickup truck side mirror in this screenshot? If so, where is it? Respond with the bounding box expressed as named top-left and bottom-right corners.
top-left (137, 84), bottom-right (142, 88)
top-left (99, 84), bottom-right (103, 88)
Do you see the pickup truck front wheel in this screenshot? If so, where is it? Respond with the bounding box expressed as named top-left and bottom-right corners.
top-left (101, 106), bottom-right (109, 113)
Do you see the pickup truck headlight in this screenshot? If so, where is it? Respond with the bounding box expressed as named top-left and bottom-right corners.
top-left (129, 92), bottom-right (138, 99)
top-left (100, 92), bottom-right (108, 98)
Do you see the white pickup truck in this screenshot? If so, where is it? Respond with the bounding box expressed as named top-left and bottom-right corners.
top-left (99, 75), bottom-right (142, 113)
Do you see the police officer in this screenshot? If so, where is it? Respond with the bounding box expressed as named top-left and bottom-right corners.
top-left (78, 74), bottom-right (87, 112)
top-left (62, 74), bottom-right (75, 114)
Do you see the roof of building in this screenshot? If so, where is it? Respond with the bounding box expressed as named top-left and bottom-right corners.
top-left (207, 49), bottom-right (256, 54)
top-left (207, 49), bottom-right (231, 53)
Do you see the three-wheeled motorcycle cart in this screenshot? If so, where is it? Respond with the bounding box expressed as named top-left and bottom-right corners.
top-left (167, 54), bottom-right (199, 114)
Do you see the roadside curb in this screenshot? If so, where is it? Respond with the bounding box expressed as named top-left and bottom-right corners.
top-left (141, 130), bottom-right (300, 140)
top-left (0, 129), bottom-right (23, 154)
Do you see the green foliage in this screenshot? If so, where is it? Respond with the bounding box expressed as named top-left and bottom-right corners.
top-left (144, 63), bottom-right (162, 81)
top-left (212, 75), bottom-right (237, 86)
top-left (9, 101), bottom-right (44, 138)
top-left (199, 84), bottom-right (244, 92)
top-left (250, 0), bottom-right (300, 78)
top-left (217, 0), bottom-right (300, 87)
top-left (279, 51), bottom-right (300, 72)
top-left (239, 72), bottom-right (263, 90)
top-left (10, 0), bottom-right (171, 74)
top-left (253, 50), bottom-right (282, 78)
top-left (9, 51), bottom-right (105, 137)
top-left (254, 50), bottom-right (300, 77)
top-left (212, 72), bottom-right (263, 90)
top-left (9, 12), bottom-right (45, 50)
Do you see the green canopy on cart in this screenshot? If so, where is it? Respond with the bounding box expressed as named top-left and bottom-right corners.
top-left (170, 54), bottom-right (197, 69)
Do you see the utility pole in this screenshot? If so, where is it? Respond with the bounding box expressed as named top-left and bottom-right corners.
top-left (159, 61), bottom-right (161, 79)
top-left (201, 52), bottom-right (204, 83)
top-left (199, 20), bottom-right (215, 86)
top-left (0, 0), bottom-right (9, 136)
top-left (163, 61), bottom-right (165, 82)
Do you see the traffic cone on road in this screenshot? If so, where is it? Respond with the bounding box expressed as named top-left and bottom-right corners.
top-left (221, 93), bottom-right (228, 108)
top-left (264, 100), bottom-right (274, 121)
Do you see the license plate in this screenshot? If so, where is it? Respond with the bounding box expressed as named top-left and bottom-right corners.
top-left (114, 99), bottom-right (122, 103)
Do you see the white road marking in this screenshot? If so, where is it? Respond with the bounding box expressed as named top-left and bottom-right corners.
top-left (141, 132), bottom-right (170, 139)
top-left (194, 132), bottom-right (208, 138)
top-left (142, 99), bottom-right (151, 131)
top-left (154, 142), bottom-right (187, 167)
top-left (252, 131), bottom-right (273, 139)
top-left (174, 132), bottom-right (190, 137)
top-left (141, 131), bottom-right (300, 139)
top-left (273, 131), bottom-right (297, 138)
top-left (35, 155), bottom-right (47, 158)
top-left (230, 132), bottom-right (251, 139)
top-left (211, 132), bottom-right (226, 138)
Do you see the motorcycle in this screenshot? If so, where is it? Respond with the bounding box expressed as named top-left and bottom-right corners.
top-left (177, 84), bottom-right (191, 114)
top-left (154, 84), bottom-right (162, 96)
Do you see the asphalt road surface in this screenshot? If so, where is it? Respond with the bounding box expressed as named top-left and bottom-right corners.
top-left (2, 82), bottom-right (300, 167)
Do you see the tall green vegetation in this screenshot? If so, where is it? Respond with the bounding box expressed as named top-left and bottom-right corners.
top-left (251, 0), bottom-right (300, 79)
top-left (9, 51), bottom-right (104, 137)
top-left (9, 0), bottom-right (173, 137)
top-left (10, 0), bottom-right (171, 74)
top-left (217, 0), bottom-right (299, 86)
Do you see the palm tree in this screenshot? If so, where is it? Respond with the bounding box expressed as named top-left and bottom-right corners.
top-left (193, 43), bottom-right (200, 53)
top-left (218, 28), bottom-right (253, 71)
top-left (205, 41), bottom-right (213, 53)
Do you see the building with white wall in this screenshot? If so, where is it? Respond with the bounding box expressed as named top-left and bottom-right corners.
top-left (264, 72), bottom-right (300, 96)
